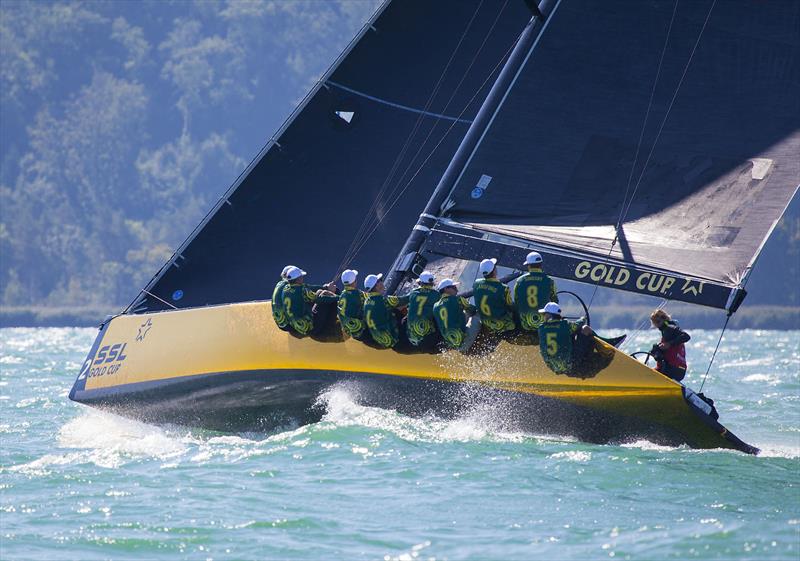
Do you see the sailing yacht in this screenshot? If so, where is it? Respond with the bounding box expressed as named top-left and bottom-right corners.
top-left (69, 0), bottom-right (799, 454)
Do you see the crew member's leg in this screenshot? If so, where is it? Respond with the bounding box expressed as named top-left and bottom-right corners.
top-left (311, 302), bottom-right (337, 335)
top-left (400, 315), bottom-right (414, 346)
top-left (572, 332), bottom-right (596, 365)
top-left (660, 362), bottom-right (686, 382)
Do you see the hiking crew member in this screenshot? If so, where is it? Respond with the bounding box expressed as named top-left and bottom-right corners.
top-left (650, 309), bottom-right (691, 382)
top-left (282, 267), bottom-right (338, 336)
top-left (363, 273), bottom-right (410, 349)
top-left (271, 265), bottom-right (294, 331)
top-left (472, 258), bottom-right (516, 335)
top-left (406, 271), bottom-right (441, 349)
top-left (433, 278), bottom-right (476, 349)
top-left (537, 302), bottom-right (625, 374)
top-left (537, 302), bottom-right (596, 375)
top-left (337, 269), bottom-right (367, 341)
top-left (513, 251), bottom-right (557, 339)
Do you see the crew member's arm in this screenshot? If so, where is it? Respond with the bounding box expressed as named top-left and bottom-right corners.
top-left (571, 317), bottom-right (593, 336)
top-left (387, 295), bottom-right (410, 308)
top-left (460, 297), bottom-right (477, 316)
top-left (513, 281), bottom-right (523, 307)
top-left (550, 278), bottom-right (558, 303)
top-left (304, 287), bottom-right (338, 304)
top-left (661, 323), bottom-right (690, 347)
top-left (504, 286), bottom-right (515, 312)
top-left (315, 293), bottom-right (339, 304)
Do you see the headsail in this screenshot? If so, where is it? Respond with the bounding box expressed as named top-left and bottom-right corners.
top-left (397, 0), bottom-right (800, 312)
top-left (129, 0), bottom-right (533, 312)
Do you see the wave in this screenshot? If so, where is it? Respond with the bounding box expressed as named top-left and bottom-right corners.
top-left (8, 409), bottom-right (189, 475)
top-left (314, 384), bottom-right (570, 445)
top-left (11, 384), bottom-right (795, 476)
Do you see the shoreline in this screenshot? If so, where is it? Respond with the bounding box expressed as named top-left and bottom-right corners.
top-left (1, 304), bottom-right (798, 330)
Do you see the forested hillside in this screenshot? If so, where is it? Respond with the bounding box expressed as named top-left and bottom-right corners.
top-left (1, 0), bottom-right (380, 308)
top-left (1, 0), bottom-right (798, 314)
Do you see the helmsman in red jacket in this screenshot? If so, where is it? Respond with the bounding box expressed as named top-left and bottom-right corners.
top-left (650, 309), bottom-right (691, 382)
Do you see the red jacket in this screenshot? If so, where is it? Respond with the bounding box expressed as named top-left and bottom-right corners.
top-left (661, 340), bottom-right (687, 370)
top-left (658, 320), bottom-right (689, 370)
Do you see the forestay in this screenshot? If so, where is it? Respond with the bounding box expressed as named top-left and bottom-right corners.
top-left (422, 0), bottom-right (800, 311)
top-left (129, 0), bottom-right (533, 313)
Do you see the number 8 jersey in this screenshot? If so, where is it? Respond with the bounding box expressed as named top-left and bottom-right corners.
top-left (513, 270), bottom-right (557, 331)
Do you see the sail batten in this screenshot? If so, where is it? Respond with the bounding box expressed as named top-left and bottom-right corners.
top-left (326, 81), bottom-right (474, 124)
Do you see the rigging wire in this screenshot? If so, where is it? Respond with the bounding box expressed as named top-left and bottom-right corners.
top-left (332, 0), bottom-right (487, 281)
top-left (619, 0), bottom-right (717, 225)
top-left (586, 0), bottom-right (679, 311)
top-left (359, 0), bottom-right (511, 242)
top-left (617, 0), bottom-right (679, 234)
top-left (344, 35), bottom-right (520, 265)
top-left (619, 297), bottom-right (668, 352)
top-left (699, 312), bottom-right (730, 393)
top-left (141, 290), bottom-right (178, 310)
top-left (586, 0), bottom-right (716, 311)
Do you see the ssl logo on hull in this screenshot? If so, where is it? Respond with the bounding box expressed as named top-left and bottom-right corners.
top-left (88, 343), bottom-right (128, 378)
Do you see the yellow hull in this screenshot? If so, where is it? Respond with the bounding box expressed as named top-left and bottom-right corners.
top-left (69, 301), bottom-right (757, 453)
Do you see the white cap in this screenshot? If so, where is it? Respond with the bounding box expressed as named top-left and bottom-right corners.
top-left (341, 269), bottom-right (358, 285)
top-left (524, 251), bottom-right (543, 266)
top-left (419, 271), bottom-right (435, 284)
top-left (281, 265), bottom-right (295, 279)
top-left (538, 302), bottom-right (562, 315)
top-left (479, 258), bottom-right (497, 276)
top-left (364, 273), bottom-right (383, 291)
top-left (286, 266), bottom-right (307, 281)
top-left (437, 278), bottom-right (458, 292)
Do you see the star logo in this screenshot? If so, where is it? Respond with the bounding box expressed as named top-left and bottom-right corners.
top-left (681, 279), bottom-right (705, 296)
top-left (136, 318), bottom-right (153, 342)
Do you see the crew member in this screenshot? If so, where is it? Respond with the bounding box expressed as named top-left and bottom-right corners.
top-left (433, 278), bottom-right (476, 349)
top-left (513, 251), bottom-right (557, 341)
top-left (650, 309), bottom-right (690, 382)
top-left (271, 265), bottom-right (294, 331)
top-left (282, 266), bottom-right (338, 336)
top-left (363, 273), bottom-right (410, 349)
top-left (337, 269), bottom-right (367, 341)
top-left (472, 258), bottom-right (516, 335)
top-left (537, 302), bottom-right (625, 374)
top-left (406, 271), bottom-right (441, 349)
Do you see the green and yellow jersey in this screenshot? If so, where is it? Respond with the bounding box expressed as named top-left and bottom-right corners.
top-left (282, 283), bottom-right (337, 336)
top-left (433, 294), bottom-right (475, 349)
top-left (472, 277), bottom-right (515, 334)
top-left (537, 318), bottom-right (584, 374)
top-left (363, 293), bottom-right (409, 349)
top-left (271, 279), bottom-right (289, 329)
top-left (406, 286), bottom-right (440, 345)
top-left (337, 285), bottom-right (366, 339)
top-left (513, 269), bottom-right (558, 331)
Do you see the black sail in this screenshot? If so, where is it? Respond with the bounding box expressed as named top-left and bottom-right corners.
top-left (428, 0), bottom-right (799, 311)
top-left (131, 0), bottom-right (533, 312)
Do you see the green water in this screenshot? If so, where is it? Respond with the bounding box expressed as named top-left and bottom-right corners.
top-left (1, 328), bottom-right (798, 560)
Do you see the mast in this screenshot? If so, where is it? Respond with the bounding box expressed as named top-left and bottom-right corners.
top-left (384, 0), bottom-right (559, 293)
